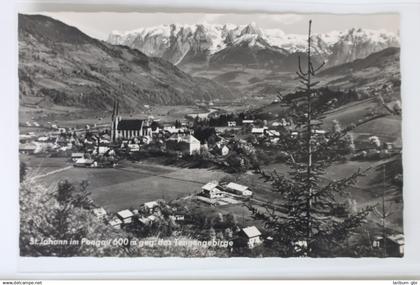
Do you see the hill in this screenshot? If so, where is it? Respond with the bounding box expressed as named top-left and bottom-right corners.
top-left (18, 14), bottom-right (233, 111)
top-left (319, 47), bottom-right (400, 77)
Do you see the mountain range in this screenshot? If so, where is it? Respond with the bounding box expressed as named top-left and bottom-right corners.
top-left (108, 23), bottom-right (399, 70)
top-left (18, 14), bottom-right (233, 111)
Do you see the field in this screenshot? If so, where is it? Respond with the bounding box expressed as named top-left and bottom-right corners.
top-left (27, 157), bottom-right (228, 213)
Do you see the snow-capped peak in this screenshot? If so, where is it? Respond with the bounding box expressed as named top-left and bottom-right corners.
top-left (107, 24), bottom-right (399, 66)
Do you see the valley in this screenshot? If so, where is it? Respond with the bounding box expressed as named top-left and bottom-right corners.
top-left (18, 13), bottom-right (403, 258)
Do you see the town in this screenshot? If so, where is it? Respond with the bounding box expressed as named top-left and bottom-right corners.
top-left (18, 13), bottom-right (403, 258)
top-left (19, 93), bottom-right (403, 256)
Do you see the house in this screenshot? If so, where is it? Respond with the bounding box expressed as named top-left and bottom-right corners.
top-left (139, 214), bottom-right (158, 225)
top-left (384, 142), bottom-right (394, 150)
top-left (127, 144), bottom-right (140, 152)
top-left (174, 214), bottom-right (185, 221)
top-left (92, 207), bottom-right (107, 219)
top-left (227, 121), bottom-right (237, 127)
top-left (37, 136), bottom-right (49, 142)
top-left (292, 240), bottom-right (308, 254)
top-left (213, 143), bottom-right (229, 156)
top-left (372, 234), bottom-right (404, 257)
top-left (242, 120), bottom-right (254, 124)
top-left (116, 209), bottom-right (134, 224)
top-left (225, 182), bottom-right (253, 197)
top-left (96, 146), bottom-right (111, 154)
top-left (251, 127), bottom-right (268, 136)
top-left (265, 129), bottom-right (280, 142)
top-left (19, 143), bottom-right (39, 154)
top-left (144, 201), bottom-right (160, 213)
top-left (71, 152), bottom-right (84, 162)
top-left (266, 129), bottom-right (280, 137)
top-left (73, 158), bottom-right (94, 167)
top-left (313, 129), bottom-right (327, 135)
top-left (163, 126), bottom-right (185, 134)
top-left (109, 217), bottom-right (123, 229)
top-left (291, 131), bottom-right (298, 138)
top-left (202, 181), bottom-right (223, 199)
top-left (241, 226), bottom-right (262, 248)
top-left (166, 134), bottom-right (201, 155)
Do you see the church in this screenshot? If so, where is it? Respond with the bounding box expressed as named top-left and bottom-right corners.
top-left (110, 101), bottom-right (153, 142)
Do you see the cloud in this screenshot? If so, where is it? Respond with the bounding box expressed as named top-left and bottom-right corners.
top-left (199, 14), bottom-right (223, 24)
top-left (262, 14), bottom-right (303, 25)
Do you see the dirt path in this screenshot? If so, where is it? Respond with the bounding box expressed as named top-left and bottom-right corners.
top-left (32, 165), bottom-right (73, 180)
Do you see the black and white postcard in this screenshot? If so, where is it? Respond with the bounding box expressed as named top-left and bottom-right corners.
top-left (18, 10), bottom-right (403, 258)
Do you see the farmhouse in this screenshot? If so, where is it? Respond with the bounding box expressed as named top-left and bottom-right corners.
top-left (71, 152), bottom-right (84, 161)
top-left (166, 134), bottom-right (201, 155)
top-left (144, 201), bottom-right (159, 212)
top-left (201, 181), bottom-right (223, 199)
top-left (73, 158), bottom-right (94, 167)
top-left (139, 214), bottom-right (159, 225)
top-left (225, 182), bottom-right (253, 197)
top-left (92, 207), bottom-right (107, 219)
top-left (372, 234), bottom-right (404, 257)
top-left (19, 143), bottom-right (39, 154)
top-left (251, 127), bottom-right (268, 136)
top-left (241, 226), bottom-right (262, 248)
top-left (116, 209), bottom-right (135, 224)
top-left (213, 143), bottom-right (230, 156)
top-left (109, 217), bottom-right (123, 229)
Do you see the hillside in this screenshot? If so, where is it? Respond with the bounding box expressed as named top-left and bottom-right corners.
top-left (18, 14), bottom-right (233, 111)
top-left (318, 47), bottom-right (400, 95)
top-left (320, 47), bottom-right (399, 76)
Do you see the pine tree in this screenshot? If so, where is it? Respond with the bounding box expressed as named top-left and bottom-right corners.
top-left (249, 20), bottom-right (372, 257)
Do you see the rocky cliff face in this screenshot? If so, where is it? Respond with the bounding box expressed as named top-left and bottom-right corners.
top-left (108, 23), bottom-right (399, 70)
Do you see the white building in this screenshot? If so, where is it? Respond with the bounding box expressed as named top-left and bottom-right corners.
top-left (166, 134), bottom-right (201, 155)
top-left (251, 127), bottom-right (268, 136)
top-left (202, 181), bottom-right (223, 199)
top-left (109, 217), bottom-right (123, 229)
top-left (144, 201), bottom-right (159, 212)
top-left (241, 226), bottom-right (262, 248)
top-left (116, 209), bottom-right (134, 224)
top-left (225, 182), bottom-right (253, 196)
top-left (71, 153), bottom-right (84, 162)
top-left (92, 207), bottom-right (107, 219)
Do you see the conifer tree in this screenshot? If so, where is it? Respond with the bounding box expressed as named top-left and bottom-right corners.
top-left (249, 20), bottom-right (372, 257)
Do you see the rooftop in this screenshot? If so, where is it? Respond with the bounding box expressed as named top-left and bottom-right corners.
top-left (117, 119), bottom-right (144, 131)
top-left (226, 182), bottom-right (249, 192)
top-left (144, 201), bottom-right (159, 209)
top-left (93, 207), bottom-right (107, 217)
top-left (117, 209), bottom-right (134, 219)
top-left (242, 226), bottom-right (262, 238)
top-left (202, 181), bottom-right (219, 191)
top-left (167, 134), bottom-right (200, 144)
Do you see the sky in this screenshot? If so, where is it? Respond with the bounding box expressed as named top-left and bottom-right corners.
top-left (23, 11), bottom-right (399, 41)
